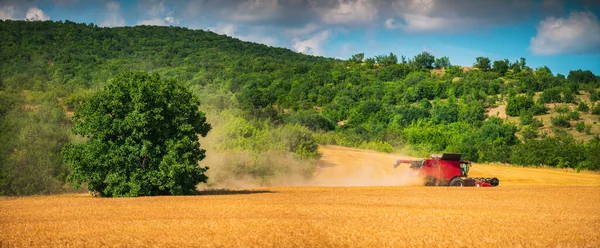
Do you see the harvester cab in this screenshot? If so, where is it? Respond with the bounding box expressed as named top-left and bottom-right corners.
top-left (394, 153), bottom-right (499, 187)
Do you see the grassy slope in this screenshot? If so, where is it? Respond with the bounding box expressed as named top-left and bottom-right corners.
top-left (487, 91), bottom-right (600, 142)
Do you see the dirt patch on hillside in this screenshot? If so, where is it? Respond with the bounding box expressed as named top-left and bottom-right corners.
top-left (486, 104), bottom-right (506, 119)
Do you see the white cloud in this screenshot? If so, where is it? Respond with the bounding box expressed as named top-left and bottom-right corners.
top-left (284, 23), bottom-right (319, 37)
top-left (100, 1), bottom-right (126, 27)
top-left (319, 0), bottom-right (377, 25)
top-left (0, 5), bottom-right (15, 20)
top-left (136, 0), bottom-right (179, 27)
top-left (530, 11), bottom-right (600, 55)
top-left (211, 23), bottom-right (237, 37)
top-left (137, 15), bottom-right (179, 26)
top-left (228, 0), bottom-right (281, 22)
top-left (292, 30), bottom-right (330, 55)
top-left (388, 0), bottom-right (534, 33)
top-left (25, 7), bottom-right (50, 21)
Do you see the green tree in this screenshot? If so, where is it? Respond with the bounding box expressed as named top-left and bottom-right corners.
top-left (434, 56), bottom-right (450, 69)
top-left (413, 51), bottom-right (435, 69)
top-left (506, 95), bottom-right (534, 117)
top-left (63, 71), bottom-right (212, 197)
top-left (492, 59), bottom-right (509, 76)
top-left (349, 53), bottom-right (364, 63)
top-left (474, 57), bottom-right (491, 70)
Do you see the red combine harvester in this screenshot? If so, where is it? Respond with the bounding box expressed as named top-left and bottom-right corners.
top-left (394, 153), bottom-right (499, 187)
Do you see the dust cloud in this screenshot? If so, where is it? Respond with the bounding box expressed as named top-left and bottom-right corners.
top-left (198, 142), bottom-right (423, 188)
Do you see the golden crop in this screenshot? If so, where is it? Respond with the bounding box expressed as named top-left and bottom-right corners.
top-left (1, 146), bottom-right (599, 247)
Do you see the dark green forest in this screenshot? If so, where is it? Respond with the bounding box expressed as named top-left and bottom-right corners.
top-left (1, 20), bottom-right (599, 195)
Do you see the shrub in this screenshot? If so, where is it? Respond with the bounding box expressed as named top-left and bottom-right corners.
top-left (568, 111), bottom-right (580, 120)
top-left (577, 102), bottom-right (589, 112)
top-left (575, 122), bottom-right (585, 133)
top-left (284, 110), bottom-right (335, 132)
top-left (530, 103), bottom-right (549, 115)
top-left (506, 95), bottom-right (534, 117)
top-left (592, 103), bottom-right (600, 115)
top-left (554, 104), bottom-right (570, 114)
top-left (540, 87), bottom-right (563, 103)
top-left (521, 125), bottom-right (539, 140)
top-left (551, 115), bottom-right (570, 127)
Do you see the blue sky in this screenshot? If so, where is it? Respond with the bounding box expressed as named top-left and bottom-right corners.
top-left (1, 0), bottom-right (599, 75)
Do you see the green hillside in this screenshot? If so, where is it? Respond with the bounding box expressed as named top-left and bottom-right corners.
top-left (1, 20), bottom-right (599, 195)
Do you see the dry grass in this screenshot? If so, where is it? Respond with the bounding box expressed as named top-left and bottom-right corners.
top-left (1, 146), bottom-right (600, 247)
top-left (2, 187), bottom-right (598, 247)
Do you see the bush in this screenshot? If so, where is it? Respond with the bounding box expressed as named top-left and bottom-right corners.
top-left (284, 110), bottom-right (335, 132)
top-left (554, 104), bottom-right (570, 113)
top-left (506, 95), bottom-right (534, 117)
top-left (521, 125), bottom-right (539, 140)
top-left (575, 122), bottom-right (585, 133)
top-left (530, 103), bottom-right (549, 115)
top-left (592, 103), bottom-right (600, 115)
top-left (540, 87), bottom-right (563, 103)
top-left (577, 102), bottom-right (589, 112)
top-left (551, 115), bottom-right (570, 127)
top-left (568, 111), bottom-right (580, 120)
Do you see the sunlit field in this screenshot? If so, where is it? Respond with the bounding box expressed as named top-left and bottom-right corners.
top-left (2, 146), bottom-right (599, 247)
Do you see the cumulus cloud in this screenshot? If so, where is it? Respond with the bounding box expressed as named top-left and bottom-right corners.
top-left (136, 0), bottom-right (180, 26)
top-left (292, 30), bottom-right (330, 55)
top-left (0, 5), bottom-right (15, 20)
top-left (387, 0), bottom-right (534, 33)
top-left (227, 0), bottom-right (281, 22)
top-left (317, 0), bottom-right (378, 25)
top-left (530, 11), bottom-right (600, 55)
top-left (284, 23), bottom-right (319, 37)
top-left (25, 7), bottom-right (50, 21)
top-left (100, 1), bottom-right (126, 27)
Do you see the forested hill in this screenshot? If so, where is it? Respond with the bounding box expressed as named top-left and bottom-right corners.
top-left (1, 20), bottom-right (332, 90)
top-left (1, 20), bottom-right (600, 195)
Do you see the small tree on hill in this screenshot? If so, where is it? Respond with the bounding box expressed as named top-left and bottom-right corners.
top-left (474, 57), bottom-right (491, 70)
top-left (63, 71), bottom-right (211, 197)
top-left (413, 51), bottom-right (435, 69)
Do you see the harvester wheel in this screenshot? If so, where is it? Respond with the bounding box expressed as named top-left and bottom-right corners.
top-left (449, 177), bottom-right (464, 187)
top-left (489, 177), bottom-right (500, 187)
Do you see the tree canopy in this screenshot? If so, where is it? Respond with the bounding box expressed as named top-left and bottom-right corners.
top-left (63, 71), bottom-right (211, 197)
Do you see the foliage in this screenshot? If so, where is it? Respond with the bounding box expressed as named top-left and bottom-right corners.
top-left (575, 122), bottom-right (585, 133)
top-left (284, 110), bottom-right (335, 132)
top-left (551, 115), bottom-right (570, 128)
top-left (492, 59), bottom-right (509, 76)
top-left (413, 51), bottom-right (435, 69)
top-left (577, 102), bottom-right (589, 112)
top-left (434, 56), bottom-right (450, 69)
top-left (506, 95), bottom-right (534, 117)
top-left (0, 93), bottom-right (71, 196)
top-left (540, 87), bottom-right (563, 103)
top-left (591, 102), bottom-right (600, 115)
top-left (63, 71), bottom-right (211, 197)
top-left (568, 111), bottom-right (580, 121)
top-left (474, 57), bottom-right (491, 70)
top-left (554, 104), bottom-right (570, 114)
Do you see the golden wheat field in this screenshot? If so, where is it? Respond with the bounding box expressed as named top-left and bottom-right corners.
top-left (1, 146), bottom-right (600, 247)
